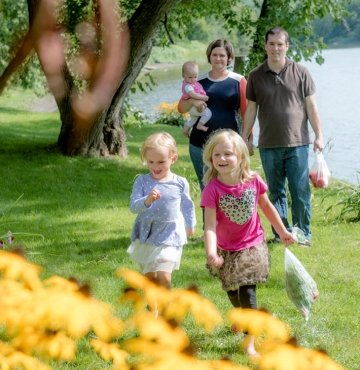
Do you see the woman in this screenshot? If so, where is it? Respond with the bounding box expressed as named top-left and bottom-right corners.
top-left (178, 39), bottom-right (248, 190)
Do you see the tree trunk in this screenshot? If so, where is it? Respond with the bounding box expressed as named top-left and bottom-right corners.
top-left (246, 0), bottom-right (269, 71)
top-left (58, 0), bottom-right (177, 157)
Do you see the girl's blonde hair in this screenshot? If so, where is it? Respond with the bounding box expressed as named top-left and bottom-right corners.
top-left (203, 129), bottom-right (253, 185)
top-left (140, 132), bottom-right (178, 163)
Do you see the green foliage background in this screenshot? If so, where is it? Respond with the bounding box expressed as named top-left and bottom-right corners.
top-left (1, 0), bottom-right (359, 93)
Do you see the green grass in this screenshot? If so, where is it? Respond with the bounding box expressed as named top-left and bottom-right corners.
top-left (147, 40), bottom-right (208, 66)
top-left (1, 89), bottom-right (360, 369)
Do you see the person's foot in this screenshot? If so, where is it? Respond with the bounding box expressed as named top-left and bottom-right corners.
top-left (196, 123), bottom-right (208, 132)
top-left (298, 238), bottom-right (312, 247)
top-left (243, 335), bottom-right (260, 359)
top-left (246, 346), bottom-right (260, 358)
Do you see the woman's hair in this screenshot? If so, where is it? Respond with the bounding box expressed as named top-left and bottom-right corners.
top-left (140, 132), bottom-right (177, 162)
top-left (203, 129), bottom-right (253, 185)
top-left (206, 39), bottom-right (234, 66)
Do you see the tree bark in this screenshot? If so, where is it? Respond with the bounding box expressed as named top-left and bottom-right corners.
top-left (59, 0), bottom-right (177, 157)
top-left (246, 0), bottom-right (269, 70)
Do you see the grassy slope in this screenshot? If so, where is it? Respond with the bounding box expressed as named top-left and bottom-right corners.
top-left (0, 89), bottom-right (360, 369)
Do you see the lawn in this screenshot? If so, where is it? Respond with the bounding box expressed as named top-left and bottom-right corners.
top-left (0, 89), bottom-right (359, 369)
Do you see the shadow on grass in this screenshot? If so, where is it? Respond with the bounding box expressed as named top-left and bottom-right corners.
top-left (1, 122), bottom-right (199, 299)
top-left (0, 106), bottom-right (31, 114)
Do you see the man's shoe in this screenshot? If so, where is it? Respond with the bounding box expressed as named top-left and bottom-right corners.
top-left (298, 239), bottom-right (312, 247)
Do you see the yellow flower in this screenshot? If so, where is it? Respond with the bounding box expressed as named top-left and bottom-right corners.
top-left (208, 359), bottom-right (251, 370)
top-left (118, 269), bottom-right (222, 332)
top-left (130, 311), bottom-right (189, 351)
top-left (138, 352), bottom-right (214, 370)
top-left (0, 280), bottom-right (35, 334)
top-left (258, 342), bottom-right (346, 370)
top-left (125, 343), bottom-right (211, 370)
top-left (157, 102), bottom-right (177, 113)
top-left (39, 288), bottom-right (123, 340)
top-left (0, 340), bottom-right (50, 370)
top-left (0, 250), bottom-right (42, 290)
top-left (117, 268), bottom-right (156, 291)
top-left (301, 347), bottom-right (345, 370)
top-left (164, 287), bottom-right (222, 332)
top-left (228, 308), bottom-right (290, 342)
top-left (258, 343), bottom-right (309, 370)
top-left (156, 101), bottom-right (189, 117)
top-left (6, 282), bottom-right (123, 341)
top-left (11, 328), bottom-right (76, 361)
top-left (124, 337), bottom-right (175, 359)
top-left (42, 275), bottom-right (80, 292)
top-left (117, 268), bottom-right (171, 313)
top-left (91, 338), bottom-right (129, 369)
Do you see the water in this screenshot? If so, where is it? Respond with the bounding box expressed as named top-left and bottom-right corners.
top-left (129, 48), bottom-right (360, 185)
top-left (303, 48), bottom-right (360, 186)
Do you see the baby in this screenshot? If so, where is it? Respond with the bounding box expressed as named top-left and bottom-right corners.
top-left (181, 61), bottom-right (212, 136)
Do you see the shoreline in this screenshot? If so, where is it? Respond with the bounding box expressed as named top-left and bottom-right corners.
top-left (142, 62), bottom-right (182, 72)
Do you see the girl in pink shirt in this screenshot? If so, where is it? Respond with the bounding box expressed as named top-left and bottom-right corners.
top-left (200, 129), bottom-right (294, 357)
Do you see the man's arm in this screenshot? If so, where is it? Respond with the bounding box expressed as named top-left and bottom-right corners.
top-left (306, 94), bottom-right (324, 152)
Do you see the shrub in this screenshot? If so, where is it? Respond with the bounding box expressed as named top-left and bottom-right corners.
top-left (324, 179), bottom-right (360, 222)
top-left (154, 102), bottom-right (187, 127)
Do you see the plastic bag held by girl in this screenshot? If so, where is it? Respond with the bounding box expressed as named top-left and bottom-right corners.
top-left (284, 248), bottom-right (319, 320)
top-left (309, 151), bottom-right (331, 188)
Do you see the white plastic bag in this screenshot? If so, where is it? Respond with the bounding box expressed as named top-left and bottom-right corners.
top-left (291, 226), bottom-right (307, 245)
top-left (284, 249), bottom-right (319, 320)
top-left (309, 151), bottom-right (331, 188)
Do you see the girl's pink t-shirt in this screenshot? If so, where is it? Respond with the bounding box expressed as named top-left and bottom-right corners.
top-left (201, 174), bottom-right (268, 251)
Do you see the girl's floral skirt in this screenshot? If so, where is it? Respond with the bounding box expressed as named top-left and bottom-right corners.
top-left (207, 241), bottom-right (270, 291)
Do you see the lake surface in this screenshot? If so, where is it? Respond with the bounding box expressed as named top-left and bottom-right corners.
top-left (129, 48), bottom-right (360, 185)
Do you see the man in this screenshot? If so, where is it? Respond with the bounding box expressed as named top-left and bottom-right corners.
top-left (242, 27), bottom-right (324, 245)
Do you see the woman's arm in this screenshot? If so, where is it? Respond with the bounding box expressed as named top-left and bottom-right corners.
top-left (187, 90), bottom-right (209, 101)
top-left (178, 98), bottom-right (207, 114)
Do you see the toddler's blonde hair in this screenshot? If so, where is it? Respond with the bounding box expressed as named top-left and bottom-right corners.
top-left (203, 129), bottom-right (253, 185)
top-left (140, 132), bottom-right (178, 163)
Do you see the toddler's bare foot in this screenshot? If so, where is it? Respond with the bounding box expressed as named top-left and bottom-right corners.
top-left (196, 123), bottom-right (208, 132)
